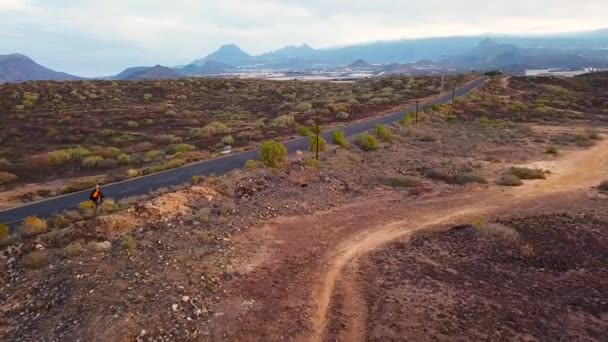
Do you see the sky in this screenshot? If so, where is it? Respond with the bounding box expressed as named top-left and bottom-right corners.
top-left (1, 0), bottom-right (607, 76)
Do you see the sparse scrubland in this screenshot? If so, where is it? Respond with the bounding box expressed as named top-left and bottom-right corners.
top-left (1, 73), bottom-right (607, 341)
top-left (0, 74), bottom-right (470, 206)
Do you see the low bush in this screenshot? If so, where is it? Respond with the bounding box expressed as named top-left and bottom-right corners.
top-left (259, 140), bottom-right (287, 168)
top-left (0, 157), bottom-right (9, 170)
top-left (221, 135), bottom-right (235, 146)
top-left (47, 213), bottom-right (70, 230)
top-left (332, 131), bottom-right (347, 148)
top-left (454, 172), bottom-right (488, 185)
top-left (400, 114), bottom-right (413, 126)
top-left (496, 174), bottom-right (523, 187)
top-left (336, 112), bottom-right (349, 120)
top-left (509, 167), bottom-right (546, 180)
top-left (21, 216), bottom-right (48, 236)
top-left (475, 222), bottom-right (520, 243)
top-left (145, 150), bottom-right (165, 161)
top-left (126, 168), bottom-right (141, 178)
top-left (598, 180), bottom-right (608, 192)
top-left (358, 134), bottom-right (379, 151)
top-left (545, 145), bottom-right (558, 155)
top-left (304, 157), bottom-right (320, 169)
top-left (297, 125), bottom-right (312, 137)
top-left (379, 176), bottom-right (421, 188)
top-left (81, 156), bottom-right (103, 168)
top-left (170, 144), bottom-right (197, 154)
top-left (117, 153), bottom-right (131, 165)
top-left (23, 251), bottom-right (48, 269)
top-left (79, 201), bottom-right (95, 211)
top-left (272, 114), bottom-right (296, 128)
top-left (245, 159), bottom-right (259, 170)
top-left (375, 124), bottom-right (393, 142)
top-left (63, 241), bottom-right (85, 257)
top-left (121, 235), bottom-right (137, 251)
top-left (192, 175), bottom-right (202, 184)
top-left (0, 171), bottom-right (18, 185)
top-left (309, 135), bottom-right (327, 153)
top-left (0, 223), bottom-right (9, 240)
top-left (126, 120), bottom-right (139, 128)
top-left (426, 168), bottom-right (452, 183)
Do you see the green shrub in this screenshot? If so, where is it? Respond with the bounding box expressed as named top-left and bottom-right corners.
top-left (310, 124), bottom-right (322, 134)
top-left (47, 214), bottom-right (70, 230)
top-left (48, 150), bottom-right (71, 165)
top-left (117, 153), bottom-right (131, 165)
top-left (171, 144), bottom-right (197, 154)
top-left (81, 156), bottom-right (103, 168)
top-left (21, 216), bottom-right (47, 236)
top-left (143, 93), bottom-right (153, 100)
top-left (126, 120), bottom-right (139, 128)
top-left (0, 171), bottom-right (18, 185)
top-left (23, 251), bottom-right (48, 269)
top-left (156, 134), bottom-right (183, 144)
top-left (478, 115), bottom-right (492, 126)
top-left (221, 135), bottom-right (235, 146)
top-left (201, 121), bottom-right (229, 136)
top-left (245, 159), bottom-right (259, 170)
top-left (332, 131), bottom-right (347, 148)
top-left (375, 124), bottom-right (392, 142)
top-left (309, 135), bottom-right (327, 153)
top-left (509, 167), bottom-right (546, 180)
top-left (259, 140), bottom-right (288, 168)
top-left (63, 241), bottom-right (85, 257)
top-left (0, 223), bottom-right (9, 240)
top-left (165, 158), bottom-right (186, 169)
top-left (143, 119), bottom-right (155, 126)
top-left (496, 174), bottom-right (523, 187)
top-left (145, 150), bottom-right (165, 161)
top-left (192, 175), bottom-right (202, 184)
top-left (273, 114), bottom-right (296, 128)
top-left (358, 134), bottom-right (379, 151)
top-left (304, 157), bottom-right (321, 169)
top-left (379, 176), bottom-right (421, 188)
top-left (68, 146), bottom-right (92, 160)
top-left (400, 114), bottom-right (413, 126)
top-left (122, 235), bottom-right (137, 251)
top-left (297, 125), bottom-right (312, 137)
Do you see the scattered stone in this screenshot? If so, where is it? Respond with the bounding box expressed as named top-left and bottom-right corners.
top-left (172, 304), bottom-right (178, 312)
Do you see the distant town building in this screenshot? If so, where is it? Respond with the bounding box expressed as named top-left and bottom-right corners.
top-left (525, 68), bottom-right (598, 77)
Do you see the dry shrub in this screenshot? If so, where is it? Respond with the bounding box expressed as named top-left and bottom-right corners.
top-left (63, 241), bottom-right (85, 257)
top-left (510, 167), bottom-right (546, 180)
top-left (0, 171), bottom-right (18, 185)
top-left (379, 176), bottom-right (421, 188)
top-left (0, 223), bottom-right (9, 240)
top-left (476, 223), bottom-right (520, 243)
top-left (598, 180), bottom-right (608, 192)
top-left (426, 168), bottom-right (452, 183)
top-left (21, 216), bottom-right (48, 236)
top-left (454, 172), bottom-right (488, 185)
top-left (23, 251), bottom-right (48, 269)
top-left (496, 174), bottom-right (523, 187)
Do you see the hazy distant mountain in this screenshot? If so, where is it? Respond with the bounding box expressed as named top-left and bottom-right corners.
top-left (120, 65), bottom-right (185, 80)
top-left (348, 59), bottom-right (372, 68)
top-left (191, 28), bottom-right (608, 70)
top-left (0, 53), bottom-right (82, 82)
top-left (180, 61), bottom-right (234, 76)
top-left (192, 44), bottom-right (252, 66)
top-left (112, 66), bottom-right (150, 80)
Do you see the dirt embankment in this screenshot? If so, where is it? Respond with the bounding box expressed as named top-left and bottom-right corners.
top-left (209, 139), bottom-right (608, 342)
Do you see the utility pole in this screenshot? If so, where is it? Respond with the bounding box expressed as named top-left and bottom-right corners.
top-left (415, 100), bottom-right (419, 125)
top-left (315, 111), bottom-right (320, 161)
top-left (452, 88), bottom-right (456, 103)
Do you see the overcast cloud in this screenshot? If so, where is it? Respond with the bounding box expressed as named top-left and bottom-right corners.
top-left (0, 0), bottom-right (605, 76)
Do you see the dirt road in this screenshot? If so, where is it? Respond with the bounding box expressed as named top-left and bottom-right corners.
top-left (209, 140), bottom-right (608, 341)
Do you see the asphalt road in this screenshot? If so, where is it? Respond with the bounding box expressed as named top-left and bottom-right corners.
top-left (0, 77), bottom-right (487, 226)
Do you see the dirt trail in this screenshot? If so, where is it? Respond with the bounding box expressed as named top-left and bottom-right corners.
top-left (309, 139), bottom-right (608, 341)
top-left (211, 140), bottom-right (608, 341)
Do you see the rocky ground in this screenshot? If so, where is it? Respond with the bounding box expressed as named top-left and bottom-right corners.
top-left (356, 209), bottom-right (608, 341)
top-left (1, 75), bottom-right (607, 341)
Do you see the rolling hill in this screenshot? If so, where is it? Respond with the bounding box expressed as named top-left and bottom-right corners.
top-left (0, 54), bottom-right (82, 82)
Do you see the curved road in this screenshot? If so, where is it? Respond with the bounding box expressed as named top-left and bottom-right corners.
top-left (0, 77), bottom-right (487, 227)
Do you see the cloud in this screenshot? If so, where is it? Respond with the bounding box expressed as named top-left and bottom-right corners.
top-left (0, 0), bottom-right (606, 76)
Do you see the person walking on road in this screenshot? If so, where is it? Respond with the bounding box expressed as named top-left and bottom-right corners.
top-left (89, 185), bottom-right (104, 209)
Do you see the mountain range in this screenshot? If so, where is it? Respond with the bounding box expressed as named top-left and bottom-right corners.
top-left (2, 28), bottom-right (608, 82)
